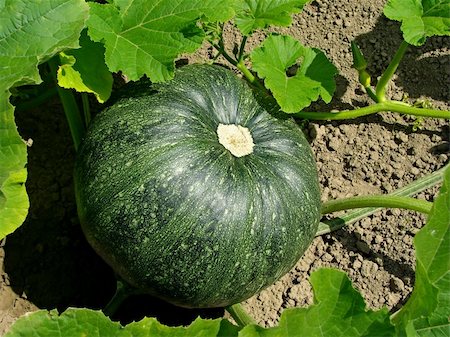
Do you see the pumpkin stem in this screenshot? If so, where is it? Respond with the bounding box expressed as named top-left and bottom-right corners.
top-left (103, 279), bottom-right (138, 317)
top-left (217, 123), bottom-right (255, 157)
top-left (225, 303), bottom-right (258, 328)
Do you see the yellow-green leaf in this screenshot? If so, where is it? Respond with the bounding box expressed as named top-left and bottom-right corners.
top-left (57, 30), bottom-right (113, 103)
top-left (0, 0), bottom-right (89, 239)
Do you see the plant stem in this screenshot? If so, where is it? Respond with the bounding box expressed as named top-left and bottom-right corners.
top-left (103, 280), bottom-right (135, 317)
top-left (236, 61), bottom-right (267, 93)
top-left (375, 40), bottom-right (409, 102)
top-left (321, 195), bottom-right (432, 215)
top-left (296, 100), bottom-right (450, 120)
top-left (365, 86), bottom-right (379, 103)
top-left (81, 92), bottom-right (91, 127)
top-left (212, 42), bottom-right (238, 66)
top-left (225, 303), bottom-right (257, 328)
top-left (48, 57), bottom-right (85, 151)
top-left (316, 163), bottom-right (448, 236)
top-left (237, 36), bottom-right (248, 62)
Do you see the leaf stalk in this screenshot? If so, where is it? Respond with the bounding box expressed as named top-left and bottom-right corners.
top-left (316, 163), bottom-right (448, 236)
top-left (295, 100), bottom-right (450, 120)
top-left (375, 40), bottom-right (409, 101)
top-left (321, 195), bottom-right (432, 215)
top-left (48, 57), bottom-right (85, 151)
top-left (225, 303), bottom-right (258, 328)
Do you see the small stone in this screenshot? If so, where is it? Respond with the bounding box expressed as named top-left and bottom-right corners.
top-left (390, 277), bottom-right (405, 292)
top-left (353, 260), bottom-right (362, 269)
top-left (374, 235), bottom-right (383, 244)
top-left (388, 293), bottom-right (401, 307)
top-left (361, 260), bottom-right (378, 277)
top-left (410, 167), bottom-right (420, 175)
top-left (328, 137), bottom-right (340, 151)
top-left (369, 152), bottom-right (379, 161)
top-left (395, 132), bottom-right (409, 143)
top-left (322, 253), bottom-right (333, 262)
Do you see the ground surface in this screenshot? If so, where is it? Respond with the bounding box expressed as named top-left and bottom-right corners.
top-left (1, 0), bottom-right (449, 334)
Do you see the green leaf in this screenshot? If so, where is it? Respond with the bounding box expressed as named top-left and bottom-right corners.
top-left (86, 0), bottom-right (234, 82)
top-left (57, 30), bottom-right (113, 103)
top-left (125, 316), bottom-right (239, 336)
top-left (0, 0), bottom-right (89, 239)
top-left (250, 34), bottom-right (337, 113)
top-left (235, 0), bottom-right (310, 35)
top-left (392, 166), bottom-right (450, 336)
top-left (4, 308), bottom-right (240, 337)
top-left (384, 0), bottom-right (450, 46)
top-left (239, 268), bottom-right (394, 337)
top-left (4, 309), bottom-right (122, 337)
top-left (0, 94), bottom-right (29, 239)
top-left (0, 0), bottom-right (89, 89)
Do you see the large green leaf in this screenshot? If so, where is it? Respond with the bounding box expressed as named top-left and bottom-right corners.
top-left (4, 308), bottom-right (240, 337)
top-left (234, 0), bottom-right (310, 36)
top-left (0, 94), bottom-right (29, 239)
top-left (384, 0), bottom-right (450, 46)
top-left (57, 30), bottom-right (113, 103)
top-left (250, 34), bottom-right (337, 113)
top-left (240, 268), bottom-right (394, 337)
top-left (392, 166), bottom-right (450, 336)
top-left (86, 0), bottom-right (234, 83)
top-left (0, 0), bottom-right (89, 239)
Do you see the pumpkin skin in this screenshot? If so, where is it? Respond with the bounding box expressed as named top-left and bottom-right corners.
top-left (74, 65), bottom-right (321, 308)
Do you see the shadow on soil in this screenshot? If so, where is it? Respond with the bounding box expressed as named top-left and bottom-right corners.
top-left (311, 15), bottom-right (449, 113)
top-left (353, 16), bottom-right (449, 103)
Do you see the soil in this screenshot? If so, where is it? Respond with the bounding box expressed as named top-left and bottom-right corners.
top-left (1, 0), bottom-right (449, 334)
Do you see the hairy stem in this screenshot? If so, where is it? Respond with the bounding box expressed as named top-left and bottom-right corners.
top-left (48, 58), bottom-right (85, 151)
top-left (296, 100), bottom-right (450, 120)
top-left (316, 163), bottom-right (448, 236)
top-left (225, 303), bottom-right (257, 328)
top-left (375, 40), bottom-right (409, 102)
top-left (321, 195), bottom-right (432, 215)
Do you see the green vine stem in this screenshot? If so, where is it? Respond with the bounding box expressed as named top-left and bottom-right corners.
top-left (48, 57), bottom-right (85, 151)
top-left (81, 92), bottom-right (91, 127)
top-left (103, 280), bottom-right (137, 317)
top-left (296, 100), bottom-right (450, 120)
top-left (316, 163), bottom-right (448, 236)
top-left (237, 35), bottom-right (248, 62)
top-left (225, 303), bottom-right (257, 328)
top-left (321, 195), bottom-right (432, 215)
top-left (375, 40), bottom-right (409, 102)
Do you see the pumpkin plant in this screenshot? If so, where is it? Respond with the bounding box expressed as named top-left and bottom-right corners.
top-left (1, 0), bottom-right (449, 336)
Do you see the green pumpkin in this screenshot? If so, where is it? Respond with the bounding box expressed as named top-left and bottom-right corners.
top-left (74, 64), bottom-right (321, 308)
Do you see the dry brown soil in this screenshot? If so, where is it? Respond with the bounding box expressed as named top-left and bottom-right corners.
top-left (1, 0), bottom-right (449, 334)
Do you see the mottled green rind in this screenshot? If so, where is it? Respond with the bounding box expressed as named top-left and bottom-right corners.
top-left (4, 307), bottom-right (239, 337)
top-left (74, 64), bottom-right (321, 308)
